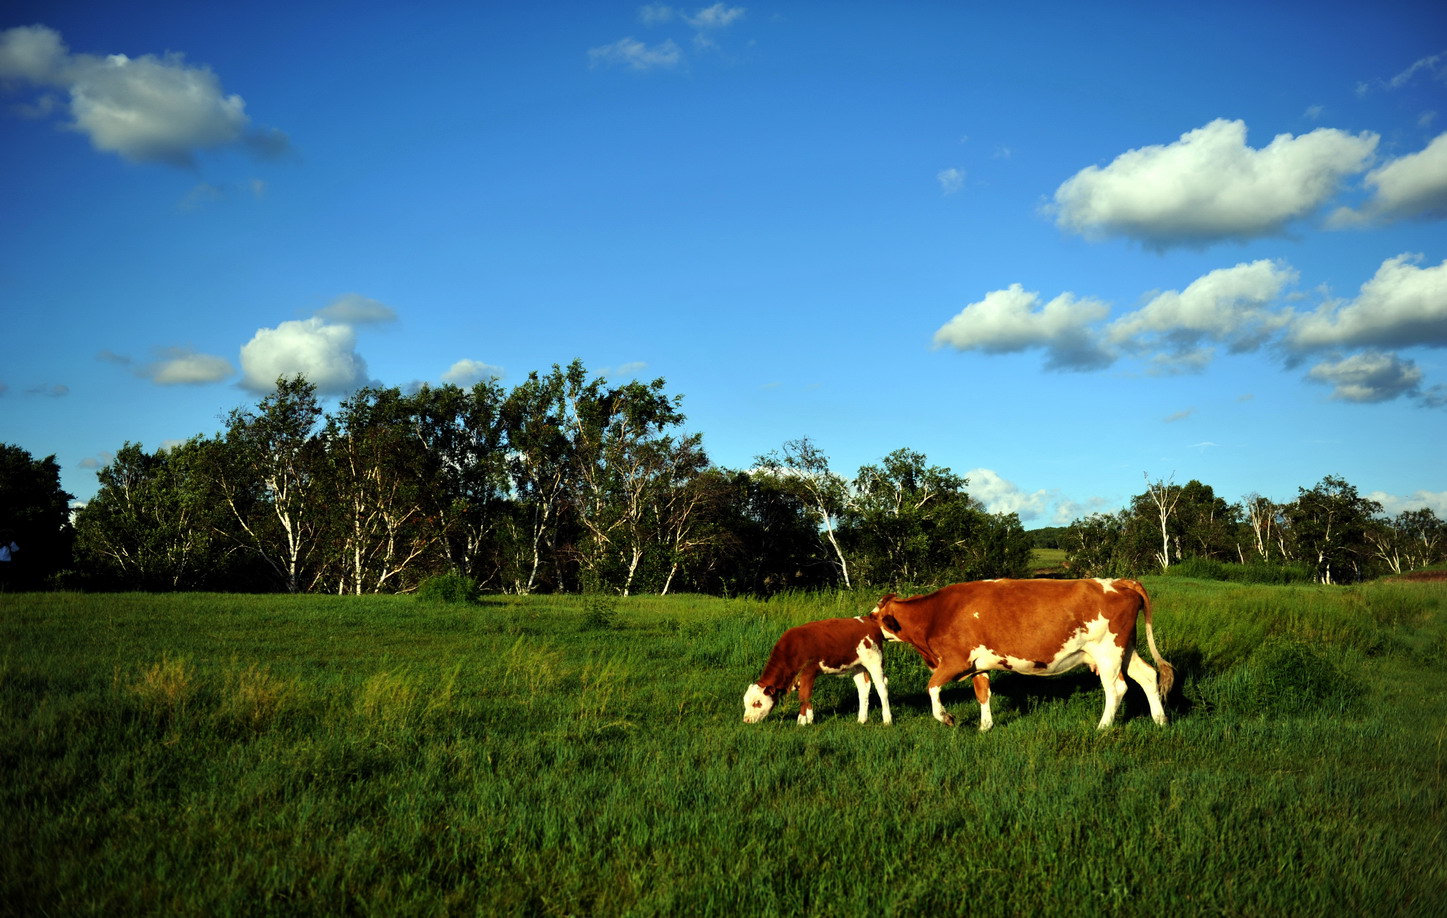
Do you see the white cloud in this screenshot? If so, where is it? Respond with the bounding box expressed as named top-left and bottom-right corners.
top-left (639, 4), bottom-right (676, 25)
top-left (588, 37), bottom-right (683, 70)
top-left (937, 167), bottom-right (965, 194)
top-left (315, 293), bottom-right (397, 326)
top-left (1288, 254), bottom-right (1447, 351)
top-left (932, 283), bottom-right (1114, 371)
top-left (1052, 119), bottom-right (1377, 248)
top-left (0, 24), bottom-right (288, 167)
top-left (1329, 131), bottom-right (1447, 226)
top-left (685, 4), bottom-right (746, 29)
top-left (239, 318), bottom-right (370, 394)
top-left (442, 359), bottom-right (503, 387)
top-left (1368, 489), bottom-right (1447, 518)
top-left (963, 468), bottom-right (1052, 523)
top-left (142, 347), bottom-right (234, 385)
top-left (1109, 259), bottom-right (1297, 359)
top-left (1305, 351), bottom-right (1423, 403)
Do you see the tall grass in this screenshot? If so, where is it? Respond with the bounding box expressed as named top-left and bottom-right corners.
top-left (3, 580), bottom-right (1445, 915)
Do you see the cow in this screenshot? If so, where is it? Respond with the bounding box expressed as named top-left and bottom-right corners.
top-left (743, 616), bottom-right (893, 725)
top-left (869, 578), bottom-right (1173, 730)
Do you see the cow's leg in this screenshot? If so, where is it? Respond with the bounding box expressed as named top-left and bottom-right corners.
top-left (852, 671), bottom-right (872, 723)
top-left (972, 672), bottom-right (993, 732)
top-left (796, 664), bottom-right (821, 725)
top-left (1125, 647), bottom-right (1168, 726)
top-left (926, 660), bottom-right (972, 727)
top-left (859, 652), bottom-right (892, 725)
top-left (1094, 642), bottom-right (1126, 729)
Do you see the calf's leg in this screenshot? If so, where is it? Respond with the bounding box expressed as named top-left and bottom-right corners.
top-left (795, 664), bottom-right (821, 725)
top-left (973, 672), bottom-right (993, 732)
top-left (852, 671), bottom-right (872, 723)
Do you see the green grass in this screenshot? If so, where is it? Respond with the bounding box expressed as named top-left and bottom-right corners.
top-left (4, 581), bottom-right (1445, 916)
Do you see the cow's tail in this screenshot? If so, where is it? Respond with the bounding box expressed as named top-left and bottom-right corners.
top-left (1124, 579), bottom-right (1174, 698)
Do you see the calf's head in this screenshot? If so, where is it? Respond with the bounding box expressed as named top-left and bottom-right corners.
top-left (742, 683), bottom-right (779, 723)
top-left (869, 594), bottom-right (907, 642)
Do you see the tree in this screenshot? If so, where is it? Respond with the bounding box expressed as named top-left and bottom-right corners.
top-left (212, 376), bottom-right (326, 592)
top-left (1141, 474), bottom-right (1184, 570)
top-left (73, 440), bottom-right (234, 589)
top-left (319, 387), bottom-right (437, 594)
top-left (0, 443), bottom-right (74, 589)
top-left (1064, 510), bottom-right (1132, 578)
top-left (566, 372), bottom-right (694, 595)
top-left (1366, 508), bottom-right (1446, 575)
top-left (503, 363), bottom-right (584, 593)
top-left (408, 381), bottom-right (514, 589)
top-left (844, 448), bottom-right (973, 586)
top-left (1284, 475), bottom-right (1382, 584)
top-left (756, 437), bottom-right (852, 589)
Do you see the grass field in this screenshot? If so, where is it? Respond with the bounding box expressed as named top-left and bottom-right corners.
top-left (4, 581), bottom-right (1445, 916)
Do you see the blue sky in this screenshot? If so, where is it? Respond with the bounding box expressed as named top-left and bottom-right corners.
top-left (2, 1), bottom-right (1445, 527)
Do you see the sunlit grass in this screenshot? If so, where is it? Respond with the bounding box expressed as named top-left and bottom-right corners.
top-left (2, 580), bottom-right (1444, 915)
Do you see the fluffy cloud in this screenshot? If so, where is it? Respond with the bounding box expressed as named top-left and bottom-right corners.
top-left (1304, 351), bottom-right (1423, 403)
top-left (142, 347), bottom-right (234, 385)
top-left (1288, 254), bottom-right (1447, 351)
top-left (587, 37), bottom-right (683, 70)
top-left (1368, 489), bottom-right (1447, 518)
top-left (938, 253), bottom-right (1445, 407)
top-left (442, 359), bottom-right (503, 387)
top-left (932, 283), bottom-right (1114, 371)
top-left (239, 318), bottom-right (370, 394)
top-left (1109, 260), bottom-right (1297, 361)
top-left (1053, 119), bottom-right (1377, 248)
top-left (964, 468), bottom-right (1052, 522)
top-left (1330, 132), bottom-right (1447, 226)
top-left (0, 24), bottom-right (288, 167)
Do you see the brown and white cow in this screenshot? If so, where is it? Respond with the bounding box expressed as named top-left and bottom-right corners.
top-left (869, 578), bottom-right (1173, 730)
top-left (743, 616), bottom-right (892, 725)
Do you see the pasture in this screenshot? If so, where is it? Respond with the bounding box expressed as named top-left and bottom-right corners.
top-left (3, 580), bottom-right (1445, 916)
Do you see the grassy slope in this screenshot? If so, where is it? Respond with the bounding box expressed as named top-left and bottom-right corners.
top-left (3, 583), bottom-right (1445, 916)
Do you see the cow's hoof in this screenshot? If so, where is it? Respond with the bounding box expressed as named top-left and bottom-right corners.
top-left (938, 713), bottom-right (956, 727)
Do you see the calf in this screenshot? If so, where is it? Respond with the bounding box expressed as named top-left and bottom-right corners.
top-left (743, 616), bottom-right (892, 725)
top-left (870, 578), bottom-right (1173, 730)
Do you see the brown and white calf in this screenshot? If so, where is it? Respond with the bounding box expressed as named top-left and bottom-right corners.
top-left (743, 616), bottom-right (892, 725)
top-left (870, 578), bottom-right (1173, 730)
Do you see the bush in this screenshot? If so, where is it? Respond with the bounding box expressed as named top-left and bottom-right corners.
top-left (415, 573), bottom-right (479, 605)
top-left (1165, 558), bottom-right (1315, 585)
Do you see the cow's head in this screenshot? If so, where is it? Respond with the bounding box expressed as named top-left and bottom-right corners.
top-left (869, 594), bottom-right (906, 642)
top-left (742, 682), bottom-right (780, 723)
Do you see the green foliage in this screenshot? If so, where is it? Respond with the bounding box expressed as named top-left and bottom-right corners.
top-left (415, 572), bottom-right (480, 605)
top-left (0, 442), bottom-right (74, 589)
top-left (1164, 556), bottom-right (1316, 584)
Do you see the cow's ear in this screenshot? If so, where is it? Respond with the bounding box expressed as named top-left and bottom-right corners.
top-left (882, 614), bottom-right (903, 634)
top-left (879, 593), bottom-right (897, 605)
top-left (763, 685), bottom-right (780, 698)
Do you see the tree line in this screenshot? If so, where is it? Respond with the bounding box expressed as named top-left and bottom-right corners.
top-left (1060, 474), bottom-right (1445, 584)
top-left (2, 361), bottom-right (1030, 595)
top-left (2, 361), bottom-right (1440, 594)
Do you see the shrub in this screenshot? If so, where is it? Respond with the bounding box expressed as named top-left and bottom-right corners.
top-left (1165, 558), bottom-right (1315, 585)
top-left (415, 573), bottom-right (479, 605)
